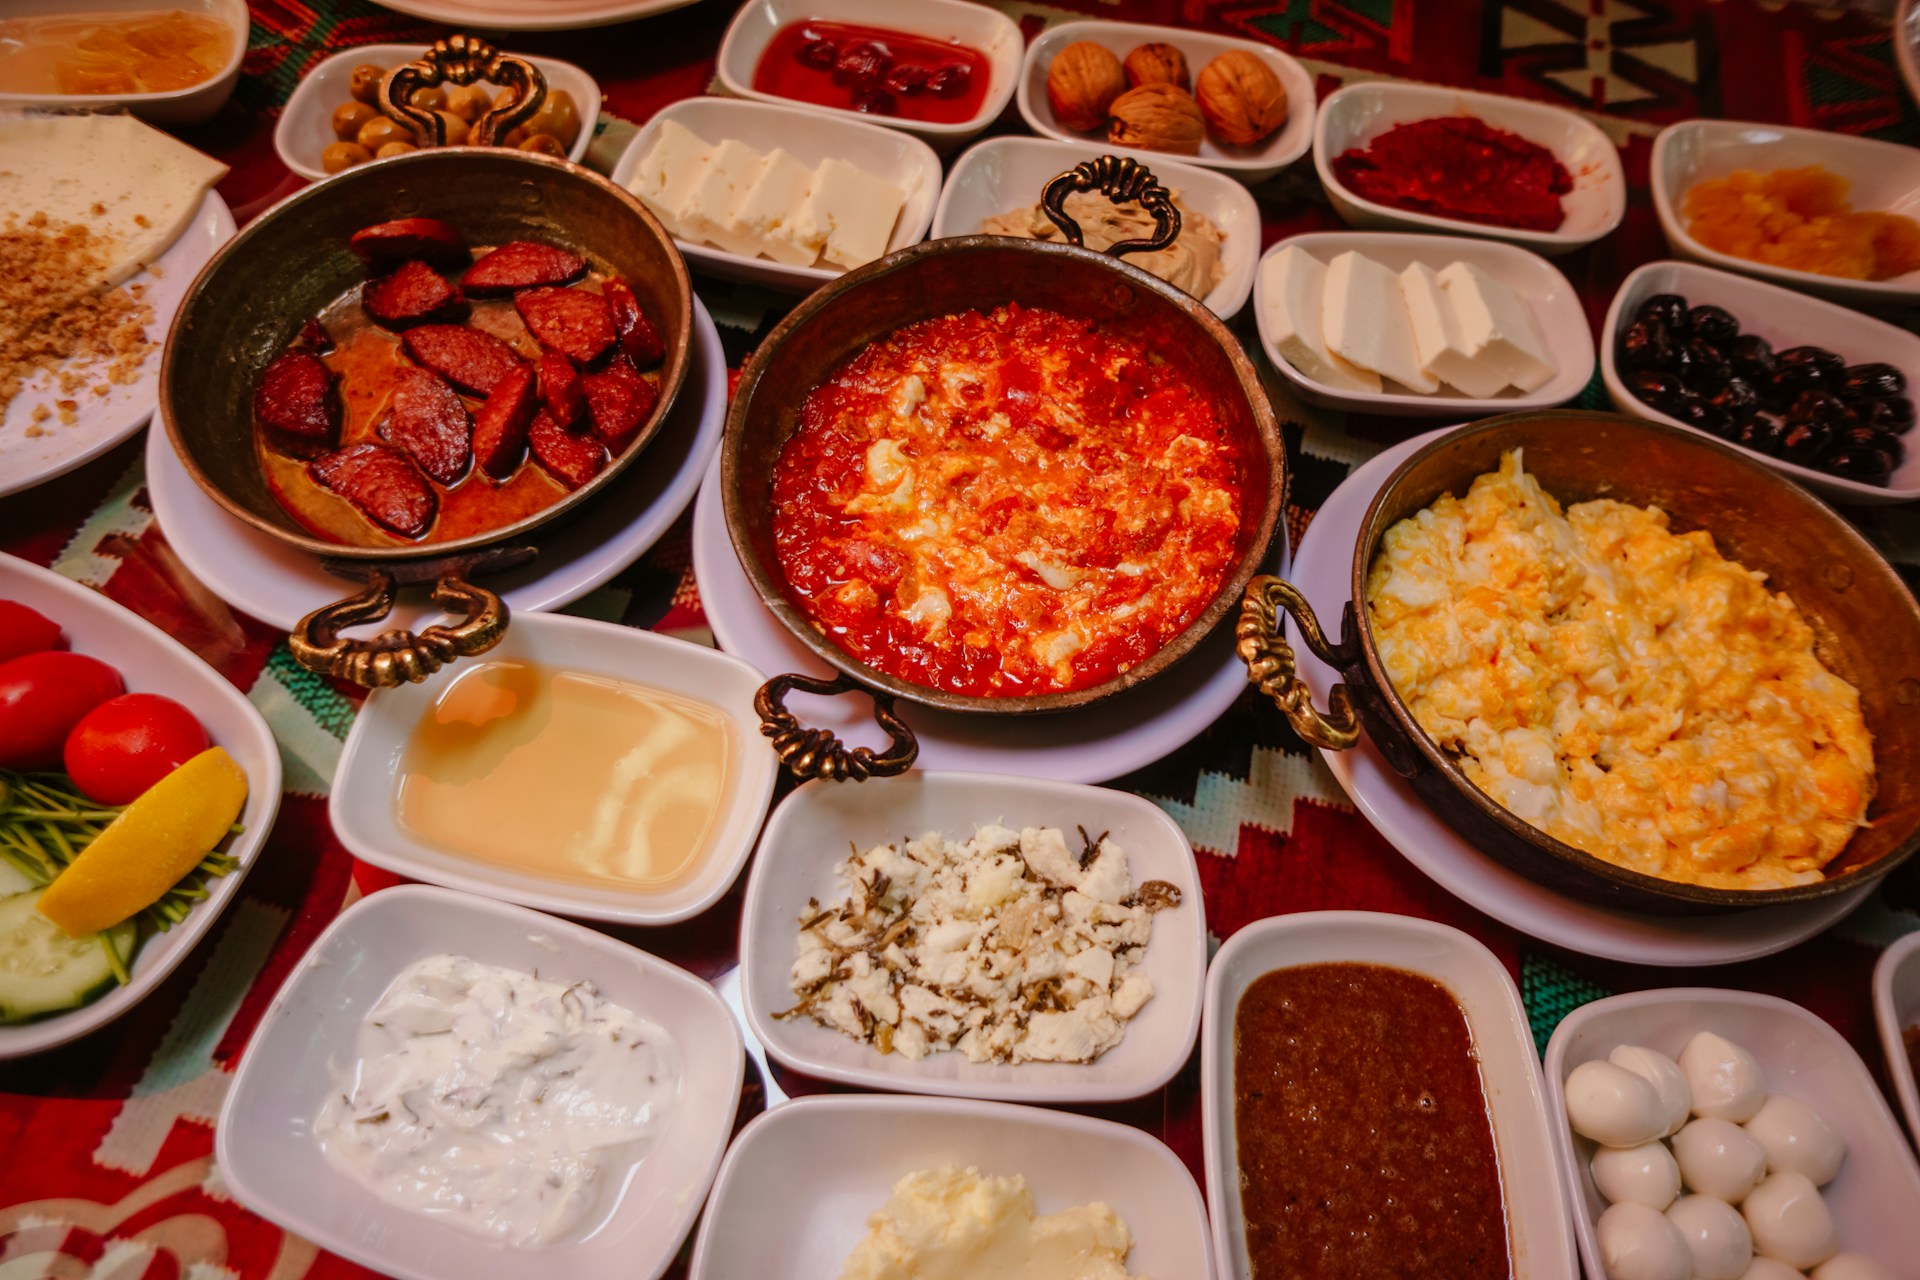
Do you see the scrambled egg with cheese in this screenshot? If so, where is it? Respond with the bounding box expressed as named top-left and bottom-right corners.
top-left (1365, 451), bottom-right (1873, 890)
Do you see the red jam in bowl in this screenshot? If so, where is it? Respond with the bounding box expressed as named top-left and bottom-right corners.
top-left (752, 20), bottom-right (991, 124)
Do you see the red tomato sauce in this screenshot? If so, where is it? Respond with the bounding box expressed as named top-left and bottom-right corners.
top-left (752, 20), bottom-right (991, 125)
top-left (1332, 116), bottom-right (1571, 233)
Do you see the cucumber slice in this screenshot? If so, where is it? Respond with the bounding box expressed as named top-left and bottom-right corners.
top-left (0, 891), bottom-right (139, 1024)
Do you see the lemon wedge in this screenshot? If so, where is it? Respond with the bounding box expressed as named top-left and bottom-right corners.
top-left (37, 747), bottom-right (247, 938)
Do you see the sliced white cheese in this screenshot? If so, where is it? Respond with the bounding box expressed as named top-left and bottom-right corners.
top-left (793, 157), bottom-right (905, 271)
top-left (1323, 250), bottom-right (1437, 393)
top-left (728, 147), bottom-right (819, 267)
top-left (1260, 246), bottom-right (1380, 393)
top-left (625, 119), bottom-right (712, 239)
top-left (680, 138), bottom-right (768, 258)
top-left (1438, 261), bottom-right (1555, 393)
top-left (1400, 261), bottom-right (1509, 398)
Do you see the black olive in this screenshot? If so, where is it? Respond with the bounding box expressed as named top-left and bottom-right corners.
top-left (1843, 400), bottom-right (1894, 433)
top-left (1738, 415), bottom-right (1791, 456)
top-left (1624, 369), bottom-right (1687, 411)
top-left (1778, 420), bottom-right (1836, 467)
top-left (1725, 334), bottom-right (1775, 383)
top-left (1776, 346), bottom-right (1845, 385)
top-left (1835, 424), bottom-right (1900, 458)
top-left (1637, 294), bottom-right (1689, 333)
top-left (1677, 397), bottom-right (1731, 437)
top-left (1824, 445), bottom-right (1895, 486)
top-left (1684, 338), bottom-right (1732, 392)
top-left (1839, 362), bottom-right (1906, 400)
top-left (1618, 320), bottom-right (1665, 373)
top-left (1659, 339), bottom-right (1697, 384)
top-left (1880, 395), bottom-right (1915, 435)
top-left (1711, 378), bottom-right (1761, 424)
top-left (1686, 304), bottom-right (1738, 343)
top-left (1771, 362), bottom-right (1828, 400)
top-left (1788, 390), bottom-right (1848, 433)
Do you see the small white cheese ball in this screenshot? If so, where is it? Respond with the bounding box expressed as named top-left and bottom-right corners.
top-left (1593, 1141), bottom-right (1682, 1210)
top-left (1611, 1044), bottom-right (1693, 1136)
top-left (1672, 1117), bottom-right (1769, 1203)
top-left (1668, 1193), bottom-right (1756, 1280)
top-left (1743, 1172), bottom-right (1838, 1270)
top-left (1811, 1253), bottom-right (1898, 1280)
top-left (1740, 1260), bottom-right (1807, 1280)
top-left (1598, 1201), bottom-right (1694, 1280)
top-left (1682, 1031), bottom-right (1768, 1123)
top-left (1568, 1059), bottom-right (1670, 1147)
top-left (1745, 1094), bottom-right (1846, 1186)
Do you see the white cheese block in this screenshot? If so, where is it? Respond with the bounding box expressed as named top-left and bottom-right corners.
top-left (625, 119), bottom-right (713, 239)
top-left (729, 148), bottom-right (820, 267)
top-left (793, 157), bottom-right (906, 271)
top-left (1400, 261), bottom-right (1509, 398)
top-left (680, 138), bottom-right (768, 258)
top-left (1260, 246), bottom-right (1380, 393)
top-left (1323, 250), bottom-right (1438, 393)
top-left (1438, 261), bottom-right (1555, 393)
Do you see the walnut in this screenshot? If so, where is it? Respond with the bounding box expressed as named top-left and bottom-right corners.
top-left (1047, 41), bottom-right (1127, 132)
top-left (1106, 83), bottom-right (1205, 156)
top-left (1123, 42), bottom-right (1190, 92)
top-left (1195, 50), bottom-right (1287, 146)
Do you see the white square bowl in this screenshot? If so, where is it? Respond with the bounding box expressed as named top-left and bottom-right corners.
top-left (1545, 989), bottom-right (1920, 1279)
top-left (0, 0), bottom-right (247, 125)
top-left (274, 43), bottom-right (600, 183)
top-left (0, 552), bottom-right (281, 1059)
top-left (1315, 81), bottom-right (1625, 254)
top-left (715, 0), bottom-right (1021, 147)
top-left (1601, 259), bottom-right (1920, 505)
top-left (932, 135), bottom-right (1259, 318)
top-left (216, 884), bottom-right (744, 1280)
top-left (1652, 119), bottom-right (1920, 308)
top-left (687, 1095), bottom-right (1213, 1279)
top-left (1254, 230), bottom-right (1594, 416)
top-left (330, 613), bottom-right (777, 926)
top-left (738, 770), bottom-right (1207, 1102)
top-left (1202, 911), bottom-right (1575, 1279)
top-left (1873, 932), bottom-right (1920, 1152)
top-left (1015, 20), bottom-right (1313, 185)
top-left (609, 96), bottom-right (940, 293)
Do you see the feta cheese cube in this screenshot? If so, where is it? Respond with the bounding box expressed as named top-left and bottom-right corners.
top-left (792, 157), bottom-right (906, 270)
top-left (1438, 261), bottom-right (1555, 393)
top-left (728, 147), bottom-right (820, 266)
top-left (625, 119), bottom-right (712, 238)
top-left (1323, 250), bottom-right (1438, 393)
top-left (1400, 261), bottom-right (1510, 398)
top-left (679, 139), bottom-right (768, 258)
top-left (1260, 246), bottom-right (1381, 393)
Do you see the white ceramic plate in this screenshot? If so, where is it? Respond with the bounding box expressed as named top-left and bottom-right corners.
top-left (739, 771), bottom-right (1206, 1101)
top-left (1873, 931), bottom-right (1920, 1151)
top-left (364, 0), bottom-right (702, 31)
top-left (932, 135), bottom-right (1257, 319)
top-left (1545, 988), bottom-right (1920, 1280)
top-left (145, 297), bottom-right (724, 633)
top-left (1016, 20), bottom-right (1313, 185)
top-left (687, 1095), bottom-right (1212, 1279)
top-left (716, 0), bottom-right (1021, 147)
top-left (1315, 81), bottom-right (1624, 254)
top-left (1203, 911), bottom-right (1575, 1279)
top-left (2, 189), bottom-right (234, 501)
top-left (0, 0), bottom-right (246, 124)
top-left (274, 44), bottom-right (600, 183)
top-left (1601, 260), bottom-right (1920, 506)
top-left (1254, 231), bottom-right (1593, 416)
top-left (1287, 427), bottom-right (1876, 965)
top-left (609, 96), bottom-right (939, 293)
top-left (0, 553), bottom-right (281, 1059)
top-left (1652, 119), bottom-right (1920, 307)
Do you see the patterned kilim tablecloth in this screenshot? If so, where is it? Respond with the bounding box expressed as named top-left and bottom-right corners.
top-left (5, 0), bottom-right (1920, 1276)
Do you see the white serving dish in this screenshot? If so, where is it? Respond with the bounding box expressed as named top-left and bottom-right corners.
top-left (1016, 20), bottom-right (1313, 185)
top-left (0, 552), bottom-right (281, 1059)
top-left (0, 0), bottom-right (246, 124)
top-left (1203, 911), bottom-right (1575, 1279)
top-left (716, 0), bottom-right (1021, 147)
top-left (1652, 119), bottom-right (1920, 307)
top-left (609, 96), bottom-right (939, 293)
top-left (1601, 260), bottom-right (1920, 505)
top-left (363, 0), bottom-right (701, 31)
top-left (739, 771), bottom-right (1207, 1102)
top-left (1254, 231), bottom-right (1594, 416)
top-left (331, 612), bottom-right (776, 927)
top-left (1546, 988), bottom-right (1920, 1280)
top-left (274, 44), bottom-right (600, 182)
top-left (932, 135), bottom-right (1257, 318)
top-left (1874, 931), bottom-right (1920, 1151)
top-left (687, 1095), bottom-right (1212, 1279)
top-left (218, 885), bottom-right (742, 1280)
top-left (1315, 81), bottom-right (1625, 254)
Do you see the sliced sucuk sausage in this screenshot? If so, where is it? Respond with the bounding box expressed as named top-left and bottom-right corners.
top-left (349, 218), bottom-right (469, 269)
top-left (515, 287), bottom-right (617, 366)
top-left (402, 324), bottom-right (524, 396)
top-left (528, 408), bottom-right (608, 490)
top-left (363, 260), bottom-right (462, 328)
top-left (378, 366), bottom-right (472, 485)
top-left (536, 350), bottom-right (585, 428)
top-left (462, 240), bottom-right (586, 294)
top-left (581, 360), bottom-right (660, 452)
top-left (473, 364), bottom-right (537, 481)
top-left (603, 278), bottom-right (664, 367)
top-left (254, 349), bottom-right (337, 452)
top-left (310, 443), bottom-right (438, 539)
top-left (297, 317), bottom-right (333, 353)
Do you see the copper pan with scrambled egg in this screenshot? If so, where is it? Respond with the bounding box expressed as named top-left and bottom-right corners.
top-left (1237, 410), bottom-right (1920, 913)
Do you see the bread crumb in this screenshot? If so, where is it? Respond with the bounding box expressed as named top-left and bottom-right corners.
top-left (0, 213), bottom-right (154, 427)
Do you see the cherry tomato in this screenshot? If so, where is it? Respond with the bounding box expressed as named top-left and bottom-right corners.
top-left (0, 601), bottom-right (64, 665)
top-left (0, 652), bottom-right (124, 770)
top-left (63, 693), bottom-right (211, 805)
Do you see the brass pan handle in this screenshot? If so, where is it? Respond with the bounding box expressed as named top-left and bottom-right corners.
top-left (755, 672), bottom-right (918, 782)
top-left (290, 570), bottom-right (507, 688)
top-left (1040, 155), bottom-right (1182, 259)
top-left (379, 32), bottom-right (548, 149)
top-left (1236, 575), bottom-right (1361, 751)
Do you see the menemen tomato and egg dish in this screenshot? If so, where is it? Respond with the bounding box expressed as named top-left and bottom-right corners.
top-left (1365, 451), bottom-right (1873, 891)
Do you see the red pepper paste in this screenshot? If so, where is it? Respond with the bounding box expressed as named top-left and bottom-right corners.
top-left (1332, 116), bottom-right (1572, 232)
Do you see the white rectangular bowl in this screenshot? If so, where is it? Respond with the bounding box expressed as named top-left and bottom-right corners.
top-left (1016, 20), bottom-right (1313, 185)
top-left (1202, 911), bottom-right (1575, 1279)
top-left (738, 770), bottom-right (1207, 1103)
top-left (329, 613), bottom-right (777, 926)
top-left (1315, 80), bottom-right (1625, 254)
top-left (609, 96), bottom-right (940, 293)
top-left (933, 135), bottom-right (1258, 319)
top-left (1601, 259), bottom-right (1920, 505)
top-left (1255, 230), bottom-right (1594, 416)
top-left (0, 0), bottom-right (246, 124)
top-left (688, 1095), bottom-right (1213, 1279)
top-left (1873, 932), bottom-right (1920, 1154)
top-left (1545, 988), bottom-right (1920, 1280)
top-left (217, 885), bottom-right (744, 1280)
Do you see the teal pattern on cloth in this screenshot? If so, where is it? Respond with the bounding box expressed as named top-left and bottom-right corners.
top-left (1522, 952), bottom-right (1614, 1057)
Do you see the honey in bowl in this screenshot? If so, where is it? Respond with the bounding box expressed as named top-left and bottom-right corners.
top-left (396, 660), bottom-right (732, 892)
top-left (0, 10), bottom-right (231, 96)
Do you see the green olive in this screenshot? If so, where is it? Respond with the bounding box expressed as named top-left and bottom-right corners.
top-left (521, 89), bottom-right (581, 150)
top-left (375, 141), bottom-right (418, 159)
top-left (356, 115), bottom-right (410, 151)
top-left (409, 85), bottom-right (448, 111)
top-left (444, 83), bottom-right (489, 123)
top-left (517, 132), bottom-right (566, 157)
top-left (322, 141), bottom-right (373, 173)
top-left (433, 110), bottom-right (470, 146)
top-left (331, 100), bottom-right (378, 141)
top-left (348, 63), bottom-right (386, 104)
